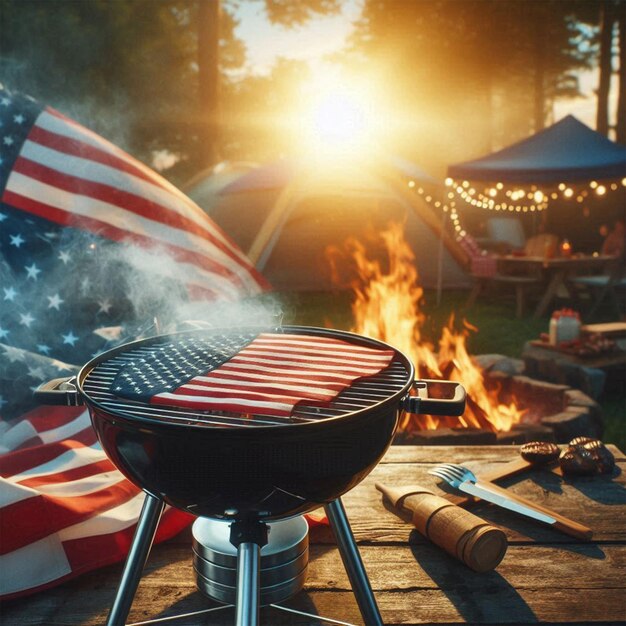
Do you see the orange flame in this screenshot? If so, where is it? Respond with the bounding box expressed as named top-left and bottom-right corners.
top-left (329, 222), bottom-right (525, 433)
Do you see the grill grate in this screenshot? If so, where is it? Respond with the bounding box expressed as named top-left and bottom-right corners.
top-left (82, 330), bottom-right (411, 428)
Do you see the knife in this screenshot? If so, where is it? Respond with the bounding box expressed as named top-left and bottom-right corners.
top-left (455, 479), bottom-right (555, 523)
top-left (452, 477), bottom-right (592, 541)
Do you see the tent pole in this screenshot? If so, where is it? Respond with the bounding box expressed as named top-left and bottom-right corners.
top-left (379, 170), bottom-right (470, 272)
top-left (436, 208), bottom-right (446, 306)
top-left (247, 182), bottom-right (300, 271)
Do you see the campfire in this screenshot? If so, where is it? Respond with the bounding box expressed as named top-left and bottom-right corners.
top-left (328, 222), bottom-right (527, 436)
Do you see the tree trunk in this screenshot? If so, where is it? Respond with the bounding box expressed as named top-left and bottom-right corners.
top-left (198, 0), bottom-right (221, 166)
top-left (596, 0), bottom-right (615, 136)
top-left (533, 7), bottom-right (546, 132)
top-left (616, 4), bottom-right (626, 144)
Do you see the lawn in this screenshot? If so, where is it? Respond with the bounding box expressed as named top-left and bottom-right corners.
top-left (270, 288), bottom-right (625, 452)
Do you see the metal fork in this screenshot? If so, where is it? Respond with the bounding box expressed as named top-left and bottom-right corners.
top-left (429, 463), bottom-right (592, 540)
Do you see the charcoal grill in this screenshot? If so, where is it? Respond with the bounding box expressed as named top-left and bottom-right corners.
top-left (36, 325), bottom-right (466, 626)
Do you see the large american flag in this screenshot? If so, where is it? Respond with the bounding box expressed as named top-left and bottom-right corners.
top-left (0, 85), bottom-right (266, 600)
top-left (113, 332), bottom-right (396, 416)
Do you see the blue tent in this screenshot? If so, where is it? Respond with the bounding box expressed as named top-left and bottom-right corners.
top-left (448, 115), bottom-right (626, 184)
top-left (187, 155), bottom-right (471, 292)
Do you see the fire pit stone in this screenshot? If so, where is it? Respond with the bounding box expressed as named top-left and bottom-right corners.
top-left (540, 407), bottom-right (603, 443)
top-left (474, 354), bottom-right (525, 377)
top-left (398, 427), bottom-right (497, 446)
top-left (492, 372), bottom-right (603, 444)
top-left (495, 423), bottom-right (556, 445)
top-left (522, 344), bottom-right (607, 400)
top-left (563, 388), bottom-right (603, 421)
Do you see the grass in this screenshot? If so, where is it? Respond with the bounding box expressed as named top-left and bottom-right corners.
top-left (269, 288), bottom-right (625, 451)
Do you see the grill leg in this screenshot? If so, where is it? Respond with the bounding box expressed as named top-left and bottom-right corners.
top-left (325, 498), bottom-right (383, 626)
top-left (235, 542), bottom-right (261, 626)
top-left (106, 493), bottom-right (165, 626)
top-left (229, 519), bottom-right (268, 626)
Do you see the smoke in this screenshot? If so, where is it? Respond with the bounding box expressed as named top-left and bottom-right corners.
top-left (1, 207), bottom-right (281, 421)
top-left (2, 218), bottom-right (280, 369)
top-left (87, 239), bottom-right (282, 339)
top-left (55, 94), bottom-right (135, 157)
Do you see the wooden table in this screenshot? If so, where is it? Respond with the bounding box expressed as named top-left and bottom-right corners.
top-left (496, 254), bottom-right (614, 319)
top-left (525, 340), bottom-right (626, 370)
top-left (3, 445), bottom-right (625, 625)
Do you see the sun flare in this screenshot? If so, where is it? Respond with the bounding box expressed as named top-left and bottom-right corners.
top-left (309, 87), bottom-right (368, 146)
top-left (294, 67), bottom-right (386, 159)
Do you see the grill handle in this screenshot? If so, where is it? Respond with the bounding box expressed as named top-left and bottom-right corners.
top-left (403, 380), bottom-right (466, 416)
top-left (34, 376), bottom-right (83, 406)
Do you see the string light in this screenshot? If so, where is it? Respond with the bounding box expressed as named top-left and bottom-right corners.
top-left (406, 174), bottom-right (626, 248)
top-left (442, 177), bottom-right (624, 213)
top-left (411, 182), bottom-right (465, 237)
top-left (446, 179), bottom-right (548, 212)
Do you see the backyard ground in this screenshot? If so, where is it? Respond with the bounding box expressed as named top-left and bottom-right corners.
top-left (271, 288), bottom-right (625, 452)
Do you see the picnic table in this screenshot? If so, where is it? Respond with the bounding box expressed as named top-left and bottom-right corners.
top-left (3, 445), bottom-right (625, 625)
top-left (495, 253), bottom-right (615, 319)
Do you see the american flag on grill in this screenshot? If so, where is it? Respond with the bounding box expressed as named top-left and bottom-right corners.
top-left (113, 332), bottom-right (396, 416)
top-left (0, 85), bottom-right (266, 600)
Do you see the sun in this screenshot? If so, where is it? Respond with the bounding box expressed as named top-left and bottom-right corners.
top-left (294, 67), bottom-right (386, 159)
top-left (309, 87), bottom-right (369, 147)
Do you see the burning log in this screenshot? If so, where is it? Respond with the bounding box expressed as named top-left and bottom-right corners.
top-left (439, 360), bottom-right (458, 381)
top-left (465, 395), bottom-right (498, 433)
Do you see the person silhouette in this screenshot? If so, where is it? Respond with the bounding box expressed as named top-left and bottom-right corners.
top-left (601, 217), bottom-right (625, 259)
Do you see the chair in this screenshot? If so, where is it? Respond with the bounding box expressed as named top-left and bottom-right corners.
top-left (486, 217), bottom-right (526, 250)
top-left (460, 234), bottom-right (540, 318)
top-left (568, 259), bottom-right (626, 319)
top-left (524, 233), bottom-right (559, 258)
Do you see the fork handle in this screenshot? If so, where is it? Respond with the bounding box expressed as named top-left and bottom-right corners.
top-left (476, 480), bottom-right (592, 541)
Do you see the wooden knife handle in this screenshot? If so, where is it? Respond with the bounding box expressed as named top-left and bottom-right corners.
top-left (476, 480), bottom-right (593, 541)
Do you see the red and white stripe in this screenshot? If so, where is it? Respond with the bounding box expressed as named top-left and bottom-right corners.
top-left (2, 107), bottom-right (268, 299)
top-left (152, 333), bottom-right (395, 416)
top-left (0, 406), bottom-right (191, 600)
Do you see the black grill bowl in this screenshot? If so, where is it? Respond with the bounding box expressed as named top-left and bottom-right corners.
top-left (77, 326), bottom-right (414, 520)
top-left (92, 397), bottom-right (399, 519)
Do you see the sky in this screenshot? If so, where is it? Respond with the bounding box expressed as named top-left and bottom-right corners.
top-left (231, 0), bottom-right (610, 130)
top-left (232, 0), bottom-right (362, 74)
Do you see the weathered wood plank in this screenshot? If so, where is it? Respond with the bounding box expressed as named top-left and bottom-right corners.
top-left (3, 543), bottom-right (624, 625)
top-left (121, 544), bottom-right (626, 593)
top-left (120, 588), bottom-right (626, 626)
top-left (380, 444), bottom-right (625, 464)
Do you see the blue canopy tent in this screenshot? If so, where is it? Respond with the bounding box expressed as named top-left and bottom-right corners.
top-left (447, 115), bottom-right (626, 253)
top-left (448, 115), bottom-right (626, 184)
